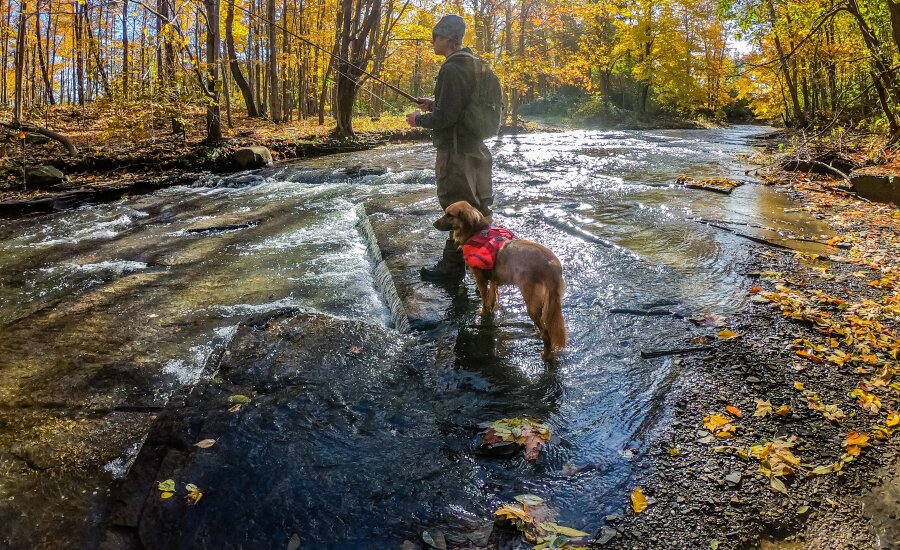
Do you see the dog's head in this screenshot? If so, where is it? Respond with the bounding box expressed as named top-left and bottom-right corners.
top-left (435, 201), bottom-right (487, 245)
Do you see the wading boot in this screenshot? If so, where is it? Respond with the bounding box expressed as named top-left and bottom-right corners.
top-left (420, 260), bottom-right (465, 281)
top-left (421, 238), bottom-right (466, 281)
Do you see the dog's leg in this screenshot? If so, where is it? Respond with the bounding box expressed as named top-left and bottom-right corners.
top-left (484, 281), bottom-right (500, 314)
top-left (522, 282), bottom-right (550, 352)
top-left (472, 269), bottom-right (491, 317)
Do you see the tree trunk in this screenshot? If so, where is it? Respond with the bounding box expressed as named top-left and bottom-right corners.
top-left (34, 2), bottom-right (55, 105)
top-left (123, 0), bottom-right (129, 98)
top-left (267, 0), bottom-right (281, 122)
top-left (226, 0), bottom-right (260, 116)
top-left (765, 0), bottom-right (805, 126)
top-left (205, 0), bottom-right (222, 142)
top-left (887, 0), bottom-right (900, 57)
top-left (12, 0), bottom-right (25, 122)
top-left (75, 1), bottom-right (85, 105)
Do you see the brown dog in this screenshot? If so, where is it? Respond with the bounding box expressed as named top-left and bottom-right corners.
top-left (435, 201), bottom-right (568, 358)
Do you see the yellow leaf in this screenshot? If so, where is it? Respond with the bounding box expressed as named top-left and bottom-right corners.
top-left (887, 411), bottom-right (900, 427)
top-left (157, 479), bottom-right (176, 492)
top-left (540, 522), bottom-right (590, 537)
top-left (161, 491), bottom-right (175, 499)
top-left (194, 439), bottom-right (217, 449)
top-left (753, 399), bottom-right (773, 417)
top-left (229, 394), bottom-right (251, 404)
top-left (631, 487), bottom-right (649, 513)
top-left (794, 381), bottom-right (805, 391)
top-left (811, 464), bottom-right (834, 475)
top-left (717, 330), bottom-right (740, 340)
top-left (775, 405), bottom-right (792, 416)
top-left (495, 504), bottom-right (531, 522)
top-left (185, 483), bottom-right (203, 506)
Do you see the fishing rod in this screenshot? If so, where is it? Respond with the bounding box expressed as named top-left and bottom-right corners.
top-left (232, 2), bottom-right (420, 104)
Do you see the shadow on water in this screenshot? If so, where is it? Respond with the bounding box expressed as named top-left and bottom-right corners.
top-left (0, 125), bottom-right (839, 548)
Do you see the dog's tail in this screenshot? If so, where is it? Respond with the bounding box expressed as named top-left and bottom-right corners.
top-left (542, 277), bottom-right (568, 352)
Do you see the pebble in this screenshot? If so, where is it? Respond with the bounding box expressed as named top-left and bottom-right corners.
top-left (725, 472), bottom-right (742, 485)
top-left (746, 376), bottom-right (762, 383)
top-left (597, 526), bottom-right (619, 545)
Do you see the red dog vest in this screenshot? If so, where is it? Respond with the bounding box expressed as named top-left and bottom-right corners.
top-left (462, 227), bottom-right (516, 269)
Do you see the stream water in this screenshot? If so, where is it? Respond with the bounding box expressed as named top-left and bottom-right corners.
top-left (0, 125), bottom-right (836, 547)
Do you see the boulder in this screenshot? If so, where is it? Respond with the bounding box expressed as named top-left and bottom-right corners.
top-left (233, 146), bottom-right (273, 169)
top-left (25, 165), bottom-right (67, 187)
top-left (850, 172), bottom-right (899, 205)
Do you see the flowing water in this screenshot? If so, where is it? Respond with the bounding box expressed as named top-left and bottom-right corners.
top-left (0, 126), bottom-right (835, 547)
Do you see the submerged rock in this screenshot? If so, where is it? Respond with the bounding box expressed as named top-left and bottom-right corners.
top-left (233, 146), bottom-right (273, 169)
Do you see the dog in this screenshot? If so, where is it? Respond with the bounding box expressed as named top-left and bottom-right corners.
top-left (435, 201), bottom-right (568, 358)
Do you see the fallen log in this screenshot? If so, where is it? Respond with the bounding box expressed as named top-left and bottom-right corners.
top-left (2, 121), bottom-right (77, 156)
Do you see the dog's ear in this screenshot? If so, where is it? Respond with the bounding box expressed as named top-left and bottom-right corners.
top-left (459, 206), bottom-right (483, 230)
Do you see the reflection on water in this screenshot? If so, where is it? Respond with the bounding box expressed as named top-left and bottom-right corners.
top-left (0, 125), bottom-right (834, 546)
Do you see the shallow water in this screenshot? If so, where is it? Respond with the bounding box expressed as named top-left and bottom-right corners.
top-left (0, 125), bottom-right (834, 547)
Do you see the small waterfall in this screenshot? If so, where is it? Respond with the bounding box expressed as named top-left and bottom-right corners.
top-left (355, 203), bottom-right (411, 333)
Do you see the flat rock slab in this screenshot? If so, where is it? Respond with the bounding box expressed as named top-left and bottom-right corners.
top-left (102, 310), bottom-right (451, 547)
top-left (0, 409), bottom-right (152, 548)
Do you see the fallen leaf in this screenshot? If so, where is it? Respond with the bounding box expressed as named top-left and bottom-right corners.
top-left (194, 439), bottom-right (216, 449)
top-left (749, 285), bottom-right (762, 294)
top-left (514, 494), bottom-right (545, 506)
top-left (161, 491), bottom-right (175, 499)
top-left (495, 503), bottom-right (531, 522)
top-left (157, 479), bottom-right (176, 492)
top-left (539, 522), bottom-right (590, 537)
top-left (754, 399), bottom-right (773, 417)
top-left (775, 405), bottom-right (792, 416)
top-left (796, 349), bottom-right (824, 363)
top-left (717, 329), bottom-right (741, 340)
top-left (797, 505), bottom-right (809, 514)
top-left (691, 336), bottom-right (712, 345)
top-left (811, 464), bottom-right (834, 475)
top-left (794, 381), bottom-right (805, 391)
top-left (726, 405), bottom-right (743, 418)
top-left (228, 404), bottom-right (242, 413)
top-left (770, 476), bottom-right (788, 495)
top-left (630, 487), bottom-right (649, 513)
top-left (229, 394), bottom-right (251, 404)
top-left (185, 483), bottom-right (203, 505)
top-left (887, 411), bottom-right (899, 428)
top-left (704, 413), bottom-right (737, 438)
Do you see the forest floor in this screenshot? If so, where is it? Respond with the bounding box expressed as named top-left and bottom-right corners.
top-left (0, 103), bottom-right (431, 210)
top-left (614, 137), bottom-right (900, 548)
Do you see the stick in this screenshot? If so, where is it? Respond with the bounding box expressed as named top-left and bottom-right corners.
top-left (640, 346), bottom-right (715, 359)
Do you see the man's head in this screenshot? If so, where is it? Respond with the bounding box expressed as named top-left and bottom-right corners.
top-left (432, 14), bottom-right (465, 56)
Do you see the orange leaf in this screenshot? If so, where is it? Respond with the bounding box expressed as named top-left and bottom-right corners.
top-left (630, 487), bottom-right (649, 513)
top-left (726, 405), bottom-right (743, 418)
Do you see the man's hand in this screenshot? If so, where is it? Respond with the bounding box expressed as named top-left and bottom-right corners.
top-left (405, 112), bottom-right (419, 127)
top-left (416, 97), bottom-right (434, 112)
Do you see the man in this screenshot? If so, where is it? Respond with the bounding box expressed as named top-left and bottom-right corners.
top-left (406, 14), bottom-right (494, 281)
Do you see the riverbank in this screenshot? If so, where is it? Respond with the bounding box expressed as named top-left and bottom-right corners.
top-left (617, 164), bottom-right (899, 547)
top-left (0, 105), bottom-right (431, 215)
